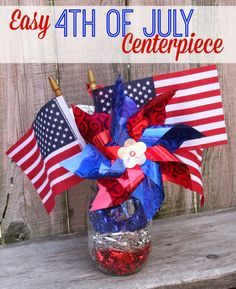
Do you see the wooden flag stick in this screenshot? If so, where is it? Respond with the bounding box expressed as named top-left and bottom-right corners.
top-left (48, 75), bottom-right (71, 234)
top-left (88, 69), bottom-right (97, 91)
top-left (48, 76), bottom-right (62, 97)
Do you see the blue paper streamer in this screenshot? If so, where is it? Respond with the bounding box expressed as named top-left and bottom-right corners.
top-left (132, 160), bottom-right (164, 220)
top-left (61, 144), bottom-right (126, 179)
top-left (156, 124), bottom-right (204, 152)
top-left (141, 124), bottom-right (204, 151)
top-left (140, 125), bottom-right (174, 147)
top-left (110, 77), bottom-right (138, 146)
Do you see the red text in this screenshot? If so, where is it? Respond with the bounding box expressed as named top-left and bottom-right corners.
top-left (9, 9), bottom-right (51, 40)
top-left (122, 33), bottom-right (224, 61)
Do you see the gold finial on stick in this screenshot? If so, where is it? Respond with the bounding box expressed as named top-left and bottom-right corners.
top-left (88, 69), bottom-right (97, 91)
top-left (48, 76), bottom-right (62, 97)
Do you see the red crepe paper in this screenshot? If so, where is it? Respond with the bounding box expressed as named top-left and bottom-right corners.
top-left (103, 146), bottom-right (120, 160)
top-left (92, 130), bottom-right (111, 148)
top-left (96, 166), bottom-right (144, 208)
top-left (161, 162), bottom-right (193, 190)
top-left (90, 183), bottom-right (112, 211)
top-left (146, 145), bottom-right (195, 195)
top-left (72, 105), bottom-right (110, 146)
top-left (146, 145), bottom-right (180, 163)
top-left (127, 91), bottom-right (175, 140)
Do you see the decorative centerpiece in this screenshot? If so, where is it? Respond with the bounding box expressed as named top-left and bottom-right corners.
top-left (6, 65), bottom-right (227, 276)
top-left (61, 77), bottom-right (205, 275)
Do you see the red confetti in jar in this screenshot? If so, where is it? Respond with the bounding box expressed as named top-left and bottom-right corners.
top-left (94, 242), bottom-right (152, 276)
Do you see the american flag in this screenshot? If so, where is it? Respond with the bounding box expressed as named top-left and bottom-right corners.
top-left (93, 65), bottom-right (227, 149)
top-left (6, 96), bottom-right (86, 213)
top-left (92, 65), bottom-right (228, 199)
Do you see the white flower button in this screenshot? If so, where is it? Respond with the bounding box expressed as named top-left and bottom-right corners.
top-left (118, 139), bottom-right (147, 169)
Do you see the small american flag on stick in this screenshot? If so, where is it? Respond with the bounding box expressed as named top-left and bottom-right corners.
top-left (6, 96), bottom-right (86, 213)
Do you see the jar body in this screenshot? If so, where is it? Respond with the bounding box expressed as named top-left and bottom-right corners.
top-left (88, 197), bottom-right (152, 276)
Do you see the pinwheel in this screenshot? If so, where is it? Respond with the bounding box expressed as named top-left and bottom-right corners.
top-left (61, 77), bottom-right (204, 219)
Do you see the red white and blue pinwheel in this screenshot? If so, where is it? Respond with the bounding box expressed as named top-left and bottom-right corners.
top-left (61, 77), bottom-right (204, 220)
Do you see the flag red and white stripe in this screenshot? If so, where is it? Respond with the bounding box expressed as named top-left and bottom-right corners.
top-left (154, 65), bottom-right (227, 149)
top-left (6, 96), bottom-right (85, 213)
top-left (174, 148), bottom-right (204, 202)
top-left (153, 65), bottom-right (227, 199)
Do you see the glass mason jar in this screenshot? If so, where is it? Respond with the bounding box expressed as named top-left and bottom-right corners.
top-left (88, 196), bottom-right (152, 276)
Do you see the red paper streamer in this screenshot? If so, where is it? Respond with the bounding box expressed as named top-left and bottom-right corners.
top-left (97, 166), bottom-right (144, 207)
top-left (72, 105), bottom-right (111, 146)
top-left (127, 91), bottom-right (175, 140)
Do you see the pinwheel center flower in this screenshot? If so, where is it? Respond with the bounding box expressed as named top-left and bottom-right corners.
top-left (118, 139), bottom-right (147, 169)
